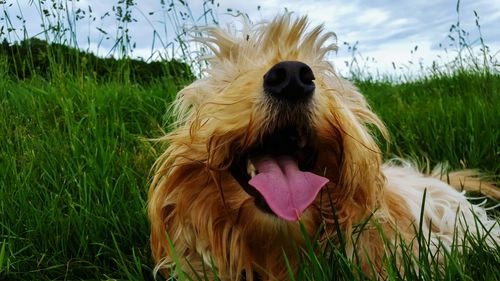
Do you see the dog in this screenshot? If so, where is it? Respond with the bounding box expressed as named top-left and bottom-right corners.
top-left (148, 14), bottom-right (499, 280)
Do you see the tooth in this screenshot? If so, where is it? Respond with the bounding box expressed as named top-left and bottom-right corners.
top-left (247, 159), bottom-right (257, 177)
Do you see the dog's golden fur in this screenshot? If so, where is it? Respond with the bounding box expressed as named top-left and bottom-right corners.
top-left (148, 14), bottom-right (499, 280)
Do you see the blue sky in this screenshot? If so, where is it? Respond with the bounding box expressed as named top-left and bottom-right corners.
top-left (4, 0), bottom-right (500, 75)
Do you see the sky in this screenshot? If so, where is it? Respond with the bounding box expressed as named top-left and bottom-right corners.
top-left (3, 0), bottom-right (500, 76)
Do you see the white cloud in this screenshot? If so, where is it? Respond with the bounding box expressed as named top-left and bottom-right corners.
top-left (355, 8), bottom-right (389, 26)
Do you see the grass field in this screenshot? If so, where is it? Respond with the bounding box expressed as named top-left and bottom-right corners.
top-left (1, 1), bottom-right (499, 280)
top-left (1, 62), bottom-right (499, 281)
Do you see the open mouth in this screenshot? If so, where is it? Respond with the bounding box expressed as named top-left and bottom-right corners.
top-left (230, 126), bottom-right (329, 221)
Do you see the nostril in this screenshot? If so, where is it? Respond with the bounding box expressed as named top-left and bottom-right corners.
top-left (264, 67), bottom-right (287, 87)
top-left (299, 66), bottom-right (315, 85)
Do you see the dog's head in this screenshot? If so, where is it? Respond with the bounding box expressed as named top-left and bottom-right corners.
top-left (149, 14), bottom-right (387, 279)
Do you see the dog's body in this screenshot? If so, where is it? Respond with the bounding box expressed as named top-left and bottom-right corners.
top-left (148, 15), bottom-right (499, 280)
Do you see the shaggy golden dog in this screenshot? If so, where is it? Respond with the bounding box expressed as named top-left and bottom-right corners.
top-left (148, 14), bottom-right (499, 280)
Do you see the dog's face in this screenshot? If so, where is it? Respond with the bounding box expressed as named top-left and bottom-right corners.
top-left (149, 15), bottom-right (387, 279)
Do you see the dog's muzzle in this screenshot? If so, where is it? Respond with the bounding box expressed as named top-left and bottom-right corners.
top-left (263, 61), bottom-right (315, 102)
top-left (229, 61), bottom-right (328, 221)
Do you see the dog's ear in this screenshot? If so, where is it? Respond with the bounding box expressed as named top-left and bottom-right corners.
top-left (177, 78), bottom-right (208, 107)
top-left (170, 78), bottom-right (211, 124)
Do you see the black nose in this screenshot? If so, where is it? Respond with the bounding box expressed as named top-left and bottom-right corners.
top-left (263, 61), bottom-right (315, 101)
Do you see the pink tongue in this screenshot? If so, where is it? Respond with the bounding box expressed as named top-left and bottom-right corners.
top-left (248, 155), bottom-right (329, 221)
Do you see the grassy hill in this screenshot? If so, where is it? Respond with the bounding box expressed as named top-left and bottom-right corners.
top-left (0, 37), bottom-right (194, 85)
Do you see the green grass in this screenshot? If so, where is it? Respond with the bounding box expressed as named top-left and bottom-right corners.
top-left (359, 71), bottom-right (500, 175)
top-left (1, 64), bottom-right (499, 280)
top-left (289, 209), bottom-right (500, 281)
top-left (0, 71), bottom-right (180, 280)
